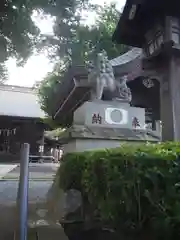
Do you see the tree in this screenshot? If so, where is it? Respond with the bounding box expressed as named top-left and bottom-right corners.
top-left (37, 64), bottom-right (69, 128)
top-left (92, 3), bottom-right (129, 59)
top-left (0, 0), bottom-right (88, 81)
top-left (40, 3), bottom-right (129, 64)
top-left (38, 3), bottom-right (129, 128)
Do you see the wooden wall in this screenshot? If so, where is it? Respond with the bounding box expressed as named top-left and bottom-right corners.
top-left (0, 116), bottom-right (45, 156)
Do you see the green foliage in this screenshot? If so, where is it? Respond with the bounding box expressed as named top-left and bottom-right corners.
top-left (90, 3), bottom-right (129, 59)
top-left (58, 142), bottom-right (180, 239)
top-left (0, 0), bottom-right (88, 81)
top-left (42, 3), bottom-right (128, 62)
top-left (0, 0), bottom-right (37, 80)
top-left (45, 127), bottom-right (65, 140)
top-left (0, 1), bottom-right (38, 61)
top-left (38, 3), bottom-right (129, 127)
top-left (37, 64), bottom-right (71, 127)
top-left (37, 71), bottom-right (61, 115)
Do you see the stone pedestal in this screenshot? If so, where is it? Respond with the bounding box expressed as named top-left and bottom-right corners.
top-left (73, 100), bottom-right (145, 129)
top-left (59, 100), bottom-right (160, 153)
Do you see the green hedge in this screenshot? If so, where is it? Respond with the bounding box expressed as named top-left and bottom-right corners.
top-left (58, 142), bottom-right (180, 239)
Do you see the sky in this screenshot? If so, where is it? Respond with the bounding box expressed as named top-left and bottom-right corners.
top-left (6, 0), bottom-right (126, 87)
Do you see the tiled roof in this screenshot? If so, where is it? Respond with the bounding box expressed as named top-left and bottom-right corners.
top-left (0, 84), bottom-right (45, 118)
top-left (110, 48), bottom-right (143, 81)
top-left (110, 48), bottom-right (142, 66)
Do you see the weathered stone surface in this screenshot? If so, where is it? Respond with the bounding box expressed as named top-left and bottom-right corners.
top-left (59, 100), bottom-right (160, 153)
top-left (59, 125), bottom-right (160, 142)
top-left (73, 101), bottom-right (145, 129)
top-left (0, 163), bottom-right (68, 239)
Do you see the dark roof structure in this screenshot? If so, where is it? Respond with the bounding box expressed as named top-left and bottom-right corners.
top-left (52, 48), bottom-right (145, 120)
top-left (113, 0), bottom-right (180, 47)
top-left (111, 48), bottom-right (142, 81)
top-left (52, 48), bottom-right (161, 125)
top-left (52, 66), bottom-right (91, 120)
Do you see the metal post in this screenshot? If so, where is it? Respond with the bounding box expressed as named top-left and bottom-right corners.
top-left (39, 133), bottom-right (44, 163)
top-left (18, 143), bottom-right (30, 240)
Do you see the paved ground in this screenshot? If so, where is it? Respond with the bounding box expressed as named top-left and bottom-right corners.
top-left (0, 164), bottom-right (18, 179)
top-left (0, 163), bottom-right (59, 205)
top-left (0, 163), bottom-right (67, 239)
top-left (2, 163), bottom-right (59, 180)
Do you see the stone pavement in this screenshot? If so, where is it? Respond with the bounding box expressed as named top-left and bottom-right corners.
top-left (0, 164), bottom-right (18, 179)
top-left (0, 163), bottom-right (68, 240)
top-left (2, 163), bottom-right (59, 180)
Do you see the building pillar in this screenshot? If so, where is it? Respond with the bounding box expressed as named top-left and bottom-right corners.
top-left (160, 56), bottom-right (180, 141)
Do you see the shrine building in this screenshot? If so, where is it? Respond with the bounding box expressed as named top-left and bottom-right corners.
top-left (0, 84), bottom-right (46, 162)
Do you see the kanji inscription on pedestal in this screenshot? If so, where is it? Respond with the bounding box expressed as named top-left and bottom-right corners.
top-left (92, 113), bottom-right (102, 124)
top-left (132, 117), bottom-right (141, 128)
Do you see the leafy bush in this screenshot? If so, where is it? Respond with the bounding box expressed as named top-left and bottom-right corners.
top-left (58, 142), bottom-right (180, 239)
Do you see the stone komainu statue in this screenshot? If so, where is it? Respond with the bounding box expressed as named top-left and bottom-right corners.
top-left (114, 75), bottom-right (132, 103)
top-left (87, 50), bottom-right (116, 100)
top-left (87, 50), bottom-right (132, 103)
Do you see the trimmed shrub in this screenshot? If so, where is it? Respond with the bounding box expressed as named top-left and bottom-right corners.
top-left (58, 142), bottom-right (180, 239)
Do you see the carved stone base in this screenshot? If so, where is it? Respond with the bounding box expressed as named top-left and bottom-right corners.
top-left (73, 100), bottom-right (145, 129)
top-left (59, 100), bottom-right (160, 153)
top-left (60, 125), bottom-right (160, 154)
